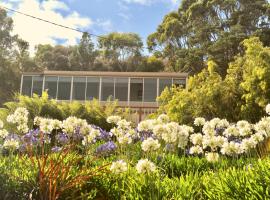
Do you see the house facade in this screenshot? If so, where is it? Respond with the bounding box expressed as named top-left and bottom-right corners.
top-left (21, 71), bottom-right (188, 121)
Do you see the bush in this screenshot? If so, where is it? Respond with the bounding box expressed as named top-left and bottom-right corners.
top-left (0, 92), bottom-right (130, 131)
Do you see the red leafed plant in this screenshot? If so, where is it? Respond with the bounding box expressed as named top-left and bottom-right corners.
top-left (23, 134), bottom-right (109, 200)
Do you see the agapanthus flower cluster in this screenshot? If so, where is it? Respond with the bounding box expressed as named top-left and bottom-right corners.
top-left (141, 137), bottom-right (160, 152)
top-left (110, 160), bottom-right (128, 174)
top-left (108, 116), bottom-right (134, 146)
top-left (136, 159), bottom-right (156, 174)
top-left (34, 117), bottom-right (62, 133)
top-left (3, 138), bottom-right (20, 150)
top-left (7, 107), bottom-right (29, 134)
top-left (82, 128), bottom-right (101, 146)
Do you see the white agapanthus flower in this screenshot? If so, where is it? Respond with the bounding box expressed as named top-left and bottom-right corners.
top-left (189, 145), bottom-right (203, 154)
top-left (194, 117), bottom-right (206, 126)
top-left (82, 128), bottom-right (100, 146)
top-left (39, 118), bottom-right (54, 133)
top-left (117, 119), bottom-right (131, 131)
top-left (221, 141), bottom-right (243, 156)
top-left (223, 125), bottom-right (239, 137)
top-left (236, 120), bottom-right (251, 130)
top-left (251, 132), bottom-right (265, 142)
top-left (190, 133), bottom-right (203, 145)
top-left (202, 136), bottom-right (226, 150)
top-left (117, 134), bottom-right (132, 145)
top-left (217, 119), bottom-right (230, 129)
top-left (51, 119), bottom-right (62, 130)
top-left (110, 160), bottom-right (128, 174)
top-left (3, 138), bottom-right (19, 150)
top-left (0, 120), bottom-right (3, 129)
top-left (136, 159), bottom-right (156, 174)
top-left (0, 129), bottom-right (9, 138)
top-left (107, 115), bottom-right (122, 124)
top-left (157, 114), bottom-right (170, 124)
top-left (209, 118), bottom-right (221, 128)
top-left (7, 107), bottom-right (29, 134)
top-left (34, 116), bottom-right (42, 126)
top-left (205, 152), bottom-right (219, 163)
top-left (241, 138), bottom-right (258, 152)
top-left (265, 104), bottom-right (270, 115)
top-left (153, 124), bottom-right (166, 138)
top-left (162, 122), bottom-right (178, 143)
top-left (141, 137), bottom-right (160, 152)
top-left (110, 127), bottom-right (124, 138)
top-left (254, 117), bottom-right (270, 137)
top-left (202, 122), bottom-right (215, 136)
top-left (137, 120), bottom-right (155, 132)
top-left (177, 126), bottom-right (189, 149)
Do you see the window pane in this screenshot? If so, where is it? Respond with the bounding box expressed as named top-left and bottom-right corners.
top-left (101, 77), bottom-right (114, 101)
top-left (159, 78), bottom-right (172, 95)
top-left (32, 76), bottom-right (43, 96)
top-left (115, 78), bottom-right (128, 101)
top-left (44, 76), bottom-right (58, 99)
top-left (144, 78), bottom-right (157, 102)
top-left (86, 77), bottom-right (100, 100)
top-left (130, 78), bottom-right (143, 102)
top-left (22, 76), bottom-right (32, 96)
top-left (173, 79), bottom-right (186, 88)
top-left (72, 77), bottom-right (86, 101)
top-left (57, 77), bottom-right (71, 100)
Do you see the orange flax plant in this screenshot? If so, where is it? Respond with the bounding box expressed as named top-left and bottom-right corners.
top-left (23, 132), bottom-right (110, 200)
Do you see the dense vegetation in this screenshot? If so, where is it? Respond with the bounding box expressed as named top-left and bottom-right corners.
top-left (156, 37), bottom-right (270, 124)
top-left (0, 106), bottom-right (270, 199)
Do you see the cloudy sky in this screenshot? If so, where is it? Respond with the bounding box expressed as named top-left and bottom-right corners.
top-left (0, 0), bottom-right (181, 54)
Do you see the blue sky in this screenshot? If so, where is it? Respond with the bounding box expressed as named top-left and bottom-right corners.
top-left (0, 0), bottom-right (180, 54)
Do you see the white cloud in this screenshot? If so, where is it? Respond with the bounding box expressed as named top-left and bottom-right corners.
top-left (2, 0), bottom-right (92, 55)
top-left (122, 0), bottom-right (181, 8)
top-left (96, 19), bottom-right (114, 32)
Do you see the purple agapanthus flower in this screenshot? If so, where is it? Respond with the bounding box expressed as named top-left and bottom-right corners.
top-left (96, 141), bottom-right (117, 155)
top-left (56, 133), bottom-right (69, 145)
top-left (51, 146), bottom-right (62, 152)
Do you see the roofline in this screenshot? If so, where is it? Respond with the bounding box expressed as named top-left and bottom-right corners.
top-left (22, 70), bottom-right (188, 78)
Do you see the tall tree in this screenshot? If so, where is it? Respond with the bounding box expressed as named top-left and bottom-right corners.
top-left (0, 8), bottom-right (28, 105)
top-left (148, 0), bottom-right (270, 75)
top-left (98, 32), bottom-right (143, 71)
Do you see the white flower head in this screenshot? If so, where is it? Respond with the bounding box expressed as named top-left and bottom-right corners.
top-left (117, 134), bottom-right (132, 145)
top-left (189, 146), bottom-right (203, 154)
top-left (107, 115), bottom-right (122, 124)
top-left (110, 160), bottom-right (128, 174)
top-left (3, 138), bottom-right (20, 150)
top-left (190, 133), bottom-right (203, 145)
top-left (0, 129), bottom-right (9, 138)
top-left (136, 159), bottom-right (156, 174)
top-left (194, 117), bottom-right (206, 126)
top-left (205, 152), bottom-right (219, 163)
top-left (266, 104), bottom-right (270, 115)
top-left (141, 137), bottom-right (160, 152)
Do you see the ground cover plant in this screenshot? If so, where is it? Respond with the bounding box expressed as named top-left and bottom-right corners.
top-left (0, 104), bottom-right (270, 199)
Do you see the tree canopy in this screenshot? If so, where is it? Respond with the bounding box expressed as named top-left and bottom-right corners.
top-left (147, 0), bottom-right (270, 75)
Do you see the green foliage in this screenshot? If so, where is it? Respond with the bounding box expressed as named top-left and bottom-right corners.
top-left (148, 0), bottom-right (270, 75)
top-left (0, 92), bottom-right (129, 131)
top-left (157, 37), bottom-right (270, 123)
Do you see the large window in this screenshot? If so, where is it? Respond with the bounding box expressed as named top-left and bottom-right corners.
top-left (72, 77), bottom-right (86, 101)
top-left (144, 78), bottom-right (157, 102)
top-left (44, 76), bottom-right (58, 99)
top-left (22, 76), bottom-right (32, 96)
top-left (86, 77), bottom-right (100, 100)
top-left (159, 78), bottom-right (172, 95)
top-left (173, 79), bottom-right (186, 88)
top-left (57, 77), bottom-right (71, 100)
top-left (32, 76), bottom-right (43, 96)
top-left (115, 78), bottom-right (128, 101)
top-left (101, 77), bottom-right (114, 101)
top-left (130, 78), bottom-right (143, 102)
